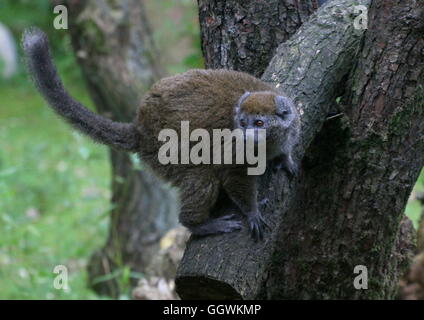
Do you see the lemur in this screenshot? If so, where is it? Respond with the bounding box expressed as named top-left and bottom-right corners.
top-left (22, 28), bottom-right (300, 241)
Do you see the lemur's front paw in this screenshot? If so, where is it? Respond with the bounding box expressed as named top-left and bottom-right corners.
top-left (271, 156), bottom-right (298, 180)
top-left (248, 212), bottom-right (269, 241)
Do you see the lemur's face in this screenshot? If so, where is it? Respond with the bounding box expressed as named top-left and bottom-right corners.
top-left (234, 91), bottom-right (295, 145)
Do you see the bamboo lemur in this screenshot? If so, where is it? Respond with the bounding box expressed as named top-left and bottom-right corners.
top-left (22, 28), bottom-right (300, 241)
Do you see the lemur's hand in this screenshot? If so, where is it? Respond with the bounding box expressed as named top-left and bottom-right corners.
top-left (271, 155), bottom-right (298, 180)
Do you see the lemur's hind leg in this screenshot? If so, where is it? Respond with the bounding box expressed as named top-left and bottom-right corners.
top-left (177, 168), bottom-right (242, 236)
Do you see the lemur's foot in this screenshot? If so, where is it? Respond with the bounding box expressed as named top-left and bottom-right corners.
top-left (248, 212), bottom-right (270, 241)
top-left (189, 214), bottom-right (242, 236)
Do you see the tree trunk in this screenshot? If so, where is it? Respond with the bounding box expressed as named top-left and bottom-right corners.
top-left (64, 0), bottom-right (179, 297)
top-left (176, 0), bottom-right (421, 299)
top-left (198, 0), bottom-right (318, 77)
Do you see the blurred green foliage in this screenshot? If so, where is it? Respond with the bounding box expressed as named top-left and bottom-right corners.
top-left (405, 174), bottom-right (424, 229)
top-left (146, 0), bottom-right (203, 73)
top-left (0, 58), bottom-right (111, 298)
top-left (0, 0), bottom-right (111, 300)
top-left (0, 0), bottom-right (202, 299)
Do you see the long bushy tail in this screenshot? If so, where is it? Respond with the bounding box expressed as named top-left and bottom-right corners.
top-left (22, 28), bottom-right (140, 152)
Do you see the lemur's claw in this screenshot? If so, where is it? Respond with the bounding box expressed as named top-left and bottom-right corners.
top-left (248, 212), bottom-right (269, 241)
top-left (285, 162), bottom-right (298, 180)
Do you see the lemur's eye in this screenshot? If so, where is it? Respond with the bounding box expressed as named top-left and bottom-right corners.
top-left (240, 119), bottom-right (246, 127)
top-left (255, 120), bottom-right (264, 127)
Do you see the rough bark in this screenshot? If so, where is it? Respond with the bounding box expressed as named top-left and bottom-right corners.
top-left (176, 0), bottom-right (422, 299)
top-left (198, 0), bottom-right (318, 77)
top-left (64, 0), bottom-right (178, 297)
top-left (263, 0), bottom-right (423, 299)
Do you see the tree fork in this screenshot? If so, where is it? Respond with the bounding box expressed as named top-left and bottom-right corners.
top-left (176, 0), bottom-right (372, 299)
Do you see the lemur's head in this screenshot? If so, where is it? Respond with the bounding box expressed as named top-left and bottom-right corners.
top-left (233, 91), bottom-right (296, 146)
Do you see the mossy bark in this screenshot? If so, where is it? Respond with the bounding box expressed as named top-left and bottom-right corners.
top-left (176, 0), bottom-right (422, 299)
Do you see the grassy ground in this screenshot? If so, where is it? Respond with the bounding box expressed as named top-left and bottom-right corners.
top-left (0, 61), bottom-right (111, 299)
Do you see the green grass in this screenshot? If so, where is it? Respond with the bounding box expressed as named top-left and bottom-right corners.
top-left (405, 170), bottom-right (424, 229)
top-left (0, 0), bottom-right (112, 300)
top-left (0, 60), bottom-right (111, 299)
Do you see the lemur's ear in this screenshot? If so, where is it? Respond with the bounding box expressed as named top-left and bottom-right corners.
top-left (275, 96), bottom-right (296, 126)
top-left (275, 95), bottom-right (293, 116)
top-left (234, 91), bottom-right (251, 114)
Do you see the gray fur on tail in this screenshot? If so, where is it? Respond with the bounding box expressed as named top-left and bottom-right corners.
top-left (22, 28), bottom-right (140, 152)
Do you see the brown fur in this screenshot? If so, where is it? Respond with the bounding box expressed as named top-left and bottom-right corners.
top-left (136, 69), bottom-right (277, 167)
top-left (240, 92), bottom-right (276, 114)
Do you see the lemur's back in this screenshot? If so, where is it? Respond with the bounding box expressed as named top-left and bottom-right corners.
top-left (136, 69), bottom-right (275, 160)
